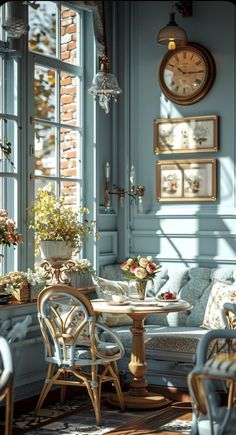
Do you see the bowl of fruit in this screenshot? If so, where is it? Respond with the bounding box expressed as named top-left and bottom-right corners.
top-left (156, 291), bottom-right (179, 302)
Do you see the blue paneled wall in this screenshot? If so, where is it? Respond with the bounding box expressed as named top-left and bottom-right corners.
top-left (98, 1), bottom-right (236, 270)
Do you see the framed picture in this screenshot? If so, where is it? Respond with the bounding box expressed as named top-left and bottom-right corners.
top-left (156, 158), bottom-right (217, 202)
top-left (153, 115), bottom-right (218, 155)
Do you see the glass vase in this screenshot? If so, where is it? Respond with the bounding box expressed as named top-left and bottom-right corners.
top-left (128, 280), bottom-right (148, 300)
top-left (137, 280), bottom-right (147, 300)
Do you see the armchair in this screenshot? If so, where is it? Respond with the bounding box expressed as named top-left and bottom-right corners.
top-left (188, 329), bottom-right (236, 435)
top-left (0, 336), bottom-right (14, 435)
top-left (35, 284), bottom-right (125, 425)
top-left (222, 302), bottom-right (236, 330)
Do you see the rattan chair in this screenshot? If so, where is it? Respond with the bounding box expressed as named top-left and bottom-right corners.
top-left (35, 284), bottom-right (125, 424)
top-left (222, 302), bottom-right (236, 330)
top-left (188, 329), bottom-right (236, 435)
top-left (0, 336), bottom-right (14, 435)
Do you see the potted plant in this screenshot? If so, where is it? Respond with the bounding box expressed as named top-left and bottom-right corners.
top-left (28, 184), bottom-right (98, 263)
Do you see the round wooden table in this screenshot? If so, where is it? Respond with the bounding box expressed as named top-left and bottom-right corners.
top-left (91, 298), bottom-right (192, 410)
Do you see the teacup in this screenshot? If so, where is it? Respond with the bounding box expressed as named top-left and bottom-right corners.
top-left (112, 294), bottom-right (126, 304)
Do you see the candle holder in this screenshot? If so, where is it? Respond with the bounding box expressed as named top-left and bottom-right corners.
top-left (104, 164), bottom-right (145, 210)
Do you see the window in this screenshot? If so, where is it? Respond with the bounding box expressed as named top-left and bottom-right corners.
top-left (0, 4), bottom-right (21, 272)
top-left (0, 1), bottom-right (95, 273)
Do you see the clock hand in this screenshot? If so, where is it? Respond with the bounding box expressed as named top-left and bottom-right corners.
top-left (177, 67), bottom-right (185, 74)
top-left (184, 71), bottom-right (204, 74)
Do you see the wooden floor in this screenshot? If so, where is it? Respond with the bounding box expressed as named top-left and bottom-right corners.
top-left (7, 386), bottom-right (193, 435)
top-left (106, 402), bottom-right (192, 435)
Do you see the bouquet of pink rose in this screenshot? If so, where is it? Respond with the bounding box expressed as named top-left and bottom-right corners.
top-left (120, 255), bottom-right (161, 283)
top-left (0, 209), bottom-right (23, 247)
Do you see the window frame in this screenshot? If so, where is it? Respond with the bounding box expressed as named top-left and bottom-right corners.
top-left (0, 1), bottom-right (96, 273)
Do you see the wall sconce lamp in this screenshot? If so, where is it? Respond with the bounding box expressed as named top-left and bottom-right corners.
top-left (104, 162), bottom-right (145, 211)
top-left (157, 1), bottom-right (192, 50)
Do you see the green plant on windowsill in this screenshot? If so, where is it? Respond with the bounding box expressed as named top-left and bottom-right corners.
top-left (28, 184), bottom-right (99, 255)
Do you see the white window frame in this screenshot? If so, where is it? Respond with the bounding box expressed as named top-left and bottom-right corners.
top-left (0, 1), bottom-right (96, 273)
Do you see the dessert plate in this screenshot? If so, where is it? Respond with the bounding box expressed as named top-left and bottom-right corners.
top-left (156, 296), bottom-right (179, 303)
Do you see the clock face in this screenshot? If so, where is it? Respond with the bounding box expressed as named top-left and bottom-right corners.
top-left (159, 43), bottom-right (216, 105)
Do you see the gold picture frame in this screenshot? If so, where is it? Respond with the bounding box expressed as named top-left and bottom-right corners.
top-left (156, 158), bottom-right (217, 202)
top-left (153, 115), bottom-right (218, 155)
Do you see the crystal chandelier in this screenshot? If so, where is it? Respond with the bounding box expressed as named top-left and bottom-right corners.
top-left (88, 2), bottom-right (122, 114)
top-left (88, 55), bottom-right (122, 114)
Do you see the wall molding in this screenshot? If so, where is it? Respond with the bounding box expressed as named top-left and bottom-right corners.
top-left (131, 230), bottom-right (236, 239)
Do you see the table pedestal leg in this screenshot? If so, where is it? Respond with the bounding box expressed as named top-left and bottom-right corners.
top-left (108, 313), bottom-right (171, 410)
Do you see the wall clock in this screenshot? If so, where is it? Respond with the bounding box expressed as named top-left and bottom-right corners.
top-left (159, 42), bottom-right (216, 105)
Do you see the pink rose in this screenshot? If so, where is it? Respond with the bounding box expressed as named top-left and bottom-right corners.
top-left (120, 261), bottom-right (130, 271)
top-left (16, 234), bottom-right (24, 243)
top-left (4, 232), bottom-right (16, 243)
top-left (0, 210), bottom-right (8, 218)
top-left (139, 257), bottom-right (149, 268)
top-left (7, 219), bottom-right (15, 230)
top-left (146, 262), bottom-right (158, 274)
top-left (130, 262), bottom-right (138, 273)
top-left (134, 267), bottom-right (147, 279)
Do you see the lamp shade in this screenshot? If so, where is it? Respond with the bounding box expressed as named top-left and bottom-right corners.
top-left (157, 12), bottom-right (187, 50)
top-left (88, 56), bottom-right (122, 114)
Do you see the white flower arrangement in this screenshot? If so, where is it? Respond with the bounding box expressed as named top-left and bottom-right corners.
top-left (71, 259), bottom-right (94, 276)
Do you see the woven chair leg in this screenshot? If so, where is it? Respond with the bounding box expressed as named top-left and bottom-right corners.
top-left (35, 364), bottom-right (56, 415)
top-left (60, 371), bottom-right (67, 404)
top-left (5, 385), bottom-right (13, 435)
top-left (91, 365), bottom-right (101, 425)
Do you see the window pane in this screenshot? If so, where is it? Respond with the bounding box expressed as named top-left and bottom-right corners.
top-left (28, 1), bottom-right (57, 56)
top-left (6, 59), bottom-right (18, 116)
top-left (0, 57), bottom-right (3, 112)
top-left (35, 123), bottom-right (56, 176)
top-left (61, 6), bottom-right (79, 66)
top-left (60, 72), bottom-right (80, 126)
top-left (60, 128), bottom-right (80, 178)
top-left (35, 178), bottom-right (56, 195)
top-left (60, 180), bottom-right (80, 212)
top-left (34, 65), bottom-right (56, 120)
top-left (0, 177), bottom-right (18, 273)
top-left (0, 119), bottom-right (17, 173)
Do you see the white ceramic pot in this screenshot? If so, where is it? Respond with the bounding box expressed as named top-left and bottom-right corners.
top-left (39, 240), bottom-right (73, 266)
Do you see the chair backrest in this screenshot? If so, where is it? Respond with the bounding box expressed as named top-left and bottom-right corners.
top-left (222, 302), bottom-right (236, 330)
top-left (38, 284), bottom-right (96, 364)
top-left (37, 284), bottom-right (125, 367)
top-left (188, 329), bottom-right (236, 435)
top-left (0, 336), bottom-right (13, 397)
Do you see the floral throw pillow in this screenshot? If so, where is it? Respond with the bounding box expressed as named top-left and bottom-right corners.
top-left (202, 282), bottom-right (236, 329)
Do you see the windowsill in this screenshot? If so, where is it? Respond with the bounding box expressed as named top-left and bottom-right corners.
top-left (0, 286), bottom-right (96, 309)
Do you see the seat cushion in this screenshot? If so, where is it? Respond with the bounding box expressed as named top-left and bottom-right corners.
top-left (74, 342), bottom-right (120, 360)
top-left (101, 325), bottom-right (209, 356)
top-left (202, 282), bottom-right (236, 329)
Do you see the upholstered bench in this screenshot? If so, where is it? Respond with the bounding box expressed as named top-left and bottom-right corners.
top-left (93, 264), bottom-right (236, 389)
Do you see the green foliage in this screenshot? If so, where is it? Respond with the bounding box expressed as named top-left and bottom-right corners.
top-left (28, 184), bottom-right (98, 254)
